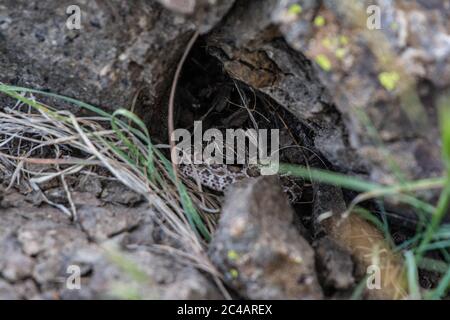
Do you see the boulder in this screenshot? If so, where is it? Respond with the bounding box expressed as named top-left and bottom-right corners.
top-left (0, 0), bottom-right (234, 138)
top-left (209, 176), bottom-right (323, 299)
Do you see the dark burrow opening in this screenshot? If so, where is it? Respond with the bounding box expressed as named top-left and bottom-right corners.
top-left (174, 36), bottom-right (434, 232)
top-left (174, 37), bottom-right (423, 236)
top-left (175, 37), bottom-right (329, 231)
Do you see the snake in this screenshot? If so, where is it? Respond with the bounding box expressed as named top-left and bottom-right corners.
top-left (179, 163), bottom-right (303, 203)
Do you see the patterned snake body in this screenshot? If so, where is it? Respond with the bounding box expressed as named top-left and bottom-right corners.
top-left (180, 163), bottom-right (303, 203)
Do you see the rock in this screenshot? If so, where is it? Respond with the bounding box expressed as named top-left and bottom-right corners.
top-left (0, 235), bottom-right (35, 281)
top-left (0, 280), bottom-right (19, 300)
top-left (207, 0), bottom-right (450, 199)
top-left (11, 280), bottom-right (40, 300)
top-left (100, 180), bottom-right (144, 206)
top-left (77, 204), bottom-right (146, 241)
top-left (314, 237), bottom-right (355, 291)
top-left (207, 0), bottom-right (362, 174)
top-left (0, 189), bottom-right (222, 299)
top-left (0, 0), bottom-right (234, 138)
top-left (17, 220), bottom-right (87, 257)
top-left (121, 223), bottom-right (156, 248)
top-left (157, 0), bottom-right (236, 33)
top-left (209, 176), bottom-right (323, 299)
top-left (272, 0), bottom-right (450, 185)
top-left (161, 273), bottom-right (223, 300)
top-left (74, 176), bottom-right (103, 197)
top-left (59, 246), bottom-right (222, 300)
top-left (312, 184), bottom-right (408, 299)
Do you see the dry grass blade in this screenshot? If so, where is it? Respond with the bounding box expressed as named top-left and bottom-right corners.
top-left (0, 89), bottom-right (228, 298)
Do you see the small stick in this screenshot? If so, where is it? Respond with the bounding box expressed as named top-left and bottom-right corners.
top-left (168, 30), bottom-right (200, 182)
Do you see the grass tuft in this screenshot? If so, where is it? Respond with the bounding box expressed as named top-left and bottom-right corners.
top-left (0, 83), bottom-right (224, 294)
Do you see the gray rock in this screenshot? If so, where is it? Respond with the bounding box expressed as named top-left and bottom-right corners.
top-left (209, 176), bottom-right (323, 299)
top-left (100, 180), bottom-right (144, 206)
top-left (0, 280), bottom-right (19, 300)
top-left (157, 0), bottom-right (236, 33)
top-left (11, 280), bottom-right (40, 300)
top-left (60, 245), bottom-right (222, 300)
top-left (314, 237), bottom-right (355, 290)
top-left (273, 0), bottom-right (450, 184)
top-left (207, 0), bottom-right (450, 199)
top-left (0, 236), bottom-right (35, 281)
top-left (207, 0), bottom-right (363, 175)
top-left (0, 190), bottom-right (222, 299)
top-left (0, 0), bottom-right (233, 139)
top-left (77, 204), bottom-right (145, 241)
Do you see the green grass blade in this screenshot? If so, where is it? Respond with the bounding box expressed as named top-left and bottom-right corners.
top-left (405, 250), bottom-right (421, 299)
top-left (421, 240), bottom-right (450, 251)
top-left (0, 84), bottom-right (111, 117)
top-left (160, 157), bottom-right (211, 241)
top-left (353, 206), bottom-right (395, 248)
top-left (416, 99), bottom-right (450, 258)
top-left (0, 84), bottom-right (210, 241)
top-left (111, 109), bottom-right (155, 179)
top-left (427, 268), bottom-right (450, 300)
top-left (350, 275), bottom-right (369, 300)
top-left (278, 163), bottom-right (441, 215)
top-left (418, 257), bottom-right (450, 274)
top-left (278, 164), bottom-right (380, 192)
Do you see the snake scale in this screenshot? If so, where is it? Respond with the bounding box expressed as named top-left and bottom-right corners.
top-left (180, 163), bottom-right (303, 203)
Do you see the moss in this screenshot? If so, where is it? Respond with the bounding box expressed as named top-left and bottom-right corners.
top-left (229, 268), bottom-right (239, 279)
top-left (321, 37), bottom-right (333, 49)
top-left (335, 48), bottom-right (347, 60)
top-left (339, 35), bottom-right (349, 46)
top-left (378, 71), bottom-right (400, 91)
top-left (315, 54), bottom-right (332, 71)
top-left (288, 3), bottom-right (302, 15)
top-left (390, 22), bottom-right (399, 31)
top-left (227, 250), bottom-right (239, 261)
top-left (314, 15), bottom-right (326, 27)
